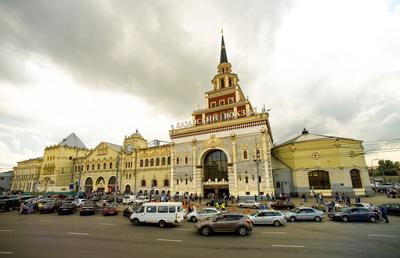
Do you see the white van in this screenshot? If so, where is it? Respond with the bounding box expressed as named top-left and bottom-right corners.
top-left (133, 196), bottom-right (150, 205)
top-left (130, 202), bottom-right (184, 228)
top-left (122, 195), bottom-right (136, 205)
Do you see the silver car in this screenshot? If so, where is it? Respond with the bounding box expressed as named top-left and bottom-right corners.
top-left (286, 207), bottom-right (324, 222)
top-left (187, 208), bottom-right (220, 222)
top-left (249, 210), bottom-right (286, 226)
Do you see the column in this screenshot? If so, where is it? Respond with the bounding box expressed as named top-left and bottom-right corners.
top-left (231, 134), bottom-right (238, 195)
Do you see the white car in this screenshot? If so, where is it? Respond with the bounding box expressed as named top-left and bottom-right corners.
top-left (187, 208), bottom-right (220, 222)
top-left (122, 195), bottom-right (136, 205)
top-left (238, 200), bottom-right (261, 209)
top-left (133, 196), bottom-right (150, 205)
top-left (249, 210), bottom-right (286, 226)
top-left (72, 198), bottom-right (86, 207)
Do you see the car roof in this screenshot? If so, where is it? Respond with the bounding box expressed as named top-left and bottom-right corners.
top-left (142, 202), bottom-right (182, 206)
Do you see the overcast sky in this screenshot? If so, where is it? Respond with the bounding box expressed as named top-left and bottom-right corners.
top-left (1, 0), bottom-right (399, 171)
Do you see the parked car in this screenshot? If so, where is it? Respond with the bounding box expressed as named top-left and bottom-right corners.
top-left (187, 208), bottom-right (220, 222)
top-left (378, 203), bottom-right (400, 216)
top-left (72, 198), bottom-right (87, 207)
top-left (248, 210), bottom-right (286, 226)
top-left (286, 207), bottom-right (324, 222)
top-left (130, 202), bottom-right (184, 228)
top-left (38, 202), bottom-right (57, 214)
top-left (19, 195), bottom-right (35, 202)
top-left (194, 213), bottom-right (253, 236)
top-left (80, 203), bottom-right (97, 216)
top-left (133, 196), bottom-right (150, 205)
top-left (270, 200), bottom-right (296, 210)
top-left (353, 203), bottom-right (373, 209)
top-left (331, 207), bottom-right (379, 222)
top-left (0, 198), bottom-right (20, 211)
top-left (123, 195), bottom-right (136, 205)
top-left (238, 200), bottom-right (261, 209)
top-left (58, 202), bottom-right (77, 215)
top-left (103, 204), bottom-right (118, 216)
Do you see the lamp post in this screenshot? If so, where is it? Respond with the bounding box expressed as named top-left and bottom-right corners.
top-left (371, 158), bottom-right (380, 191)
top-left (254, 141), bottom-right (261, 199)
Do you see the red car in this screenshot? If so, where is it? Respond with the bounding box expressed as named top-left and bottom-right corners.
top-left (103, 204), bottom-right (118, 216)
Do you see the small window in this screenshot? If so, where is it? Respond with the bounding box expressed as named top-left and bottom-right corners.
top-left (152, 180), bottom-right (157, 187)
top-left (158, 206), bottom-right (168, 213)
top-left (167, 157), bottom-right (171, 165)
top-left (228, 97), bottom-right (234, 104)
top-left (185, 179), bottom-right (188, 185)
top-left (220, 78), bottom-right (224, 88)
top-left (146, 206), bottom-right (157, 213)
top-left (176, 158), bottom-right (180, 165)
top-left (211, 101), bottom-right (216, 108)
top-left (258, 176), bottom-right (261, 183)
top-left (86, 165), bottom-right (89, 171)
top-left (245, 177), bottom-right (248, 184)
top-left (156, 158), bottom-right (160, 166)
top-left (141, 180), bottom-right (146, 187)
top-left (219, 99), bottom-right (225, 106)
top-left (97, 164), bottom-right (100, 170)
top-left (150, 159), bottom-right (154, 166)
top-left (92, 164), bottom-right (94, 170)
top-left (243, 150), bottom-right (248, 160)
top-left (185, 157), bottom-right (188, 164)
top-left (129, 174), bottom-right (131, 179)
top-left (161, 157), bottom-right (166, 166)
top-left (176, 179), bottom-right (179, 185)
top-left (140, 160), bottom-right (144, 167)
top-left (145, 159), bottom-right (149, 167)
top-left (164, 179), bottom-right (169, 187)
top-left (103, 163), bottom-right (106, 169)
top-left (169, 206), bottom-right (176, 213)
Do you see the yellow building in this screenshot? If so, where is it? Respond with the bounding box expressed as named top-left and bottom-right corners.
top-left (272, 129), bottom-right (372, 196)
top-left (11, 158), bottom-right (42, 192)
top-left (11, 35), bottom-right (371, 197)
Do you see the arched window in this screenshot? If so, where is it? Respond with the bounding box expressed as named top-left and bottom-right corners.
top-left (243, 150), bottom-right (248, 160)
top-left (308, 170), bottom-right (331, 190)
top-left (97, 164), bottom-right (100, 170)
top-left (167, 157), bottom-right (171, 165)
top-left (140, 159), bottom-right (144, 167)
top-left (350, 169), bottom-right (362, 188)
top-left (152, 180), bottom-right (157, 187)
top-left (176, 158), bottom-right (180, 165)
top-left (162, 157), bottom-right (166, 166)
top-left (103, 163), bottom-right (106, 169)
top-left (129, 174), bottom-right (131, 179)
top-left (141, 180), bottom-right (146, 187)
top-left (92, 164), bottom-right (95, 170)
top-left (109, 162), bottom-right (112, 169)
top-left (185, 157), bottom-right (188, 164)
top-left (220, 78), bottom-right (224, 88)
top-left (150, 159), bottom-right (154, 166)
top-left (145, 159), bottom-right (149, 167)
top-left (203, 150), bottom-right (228, 182)
top-left (86, 165), bottom-right (89, 171)
top-left (156, 158), bottom-right (160, 166)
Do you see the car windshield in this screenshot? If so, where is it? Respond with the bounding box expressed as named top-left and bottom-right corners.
top-left (289, 208), bottom-right (299, 213)
top-left (341, 208), bottom-right (352, 213)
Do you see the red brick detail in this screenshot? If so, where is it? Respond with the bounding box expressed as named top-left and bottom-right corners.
top-left (208, 93), bottom-right (235, 108)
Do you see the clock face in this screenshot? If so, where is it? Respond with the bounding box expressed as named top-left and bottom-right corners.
top-left (126, 144), bottom-right (133, 154)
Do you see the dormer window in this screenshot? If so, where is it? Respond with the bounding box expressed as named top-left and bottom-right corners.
top-left (219, 99), bottom-right (225, 106)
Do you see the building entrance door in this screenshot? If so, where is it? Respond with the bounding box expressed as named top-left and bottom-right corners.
top-left (203, 185), bottom-right (229, 199)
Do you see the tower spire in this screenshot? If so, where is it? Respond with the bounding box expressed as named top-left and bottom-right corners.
top-left (220, 30), bottom-right (228, 64)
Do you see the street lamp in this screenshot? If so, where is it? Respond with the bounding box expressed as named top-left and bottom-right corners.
top-left (254, 147), bottom-right (261, 199)
top-left (371, 158), bottom-right (380, 191)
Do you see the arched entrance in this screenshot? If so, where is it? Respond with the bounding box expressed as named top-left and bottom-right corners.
top-left (350, 169), bottom-right (362, 188)
top-left (202, 149), bottom-right (229, 198)
top-left (124, 184), bottom-right (131, 194)
top-left (85, 177), bottom-right (93, 193)
top-left (108, 176), bottom-right (116, 193)
top-left (308, 170), bottom-right (331, 190)
top-left (96, 177), bottom-right (105, 193)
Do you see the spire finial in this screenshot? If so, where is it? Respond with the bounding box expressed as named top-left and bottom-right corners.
top-left (220, 31), bottom-right (228, 64)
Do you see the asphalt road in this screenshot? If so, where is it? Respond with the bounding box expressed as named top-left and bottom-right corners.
top-left (0, 211), bottom-right (399, 258)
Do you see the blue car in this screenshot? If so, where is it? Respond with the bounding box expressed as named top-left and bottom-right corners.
top-left (331, 207), bottom-right (379, 223)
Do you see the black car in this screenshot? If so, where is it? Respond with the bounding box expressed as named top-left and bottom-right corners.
top-left (38, 202), bottom-right (57, 214)
top-left (379, 203), bottom-right (400, 216)
top-left (57, 202), bottom-right (77, 215)
top-left (0, 198), bottom-right (20, 211)
top-left (80, 203), bottom-right (97, 216)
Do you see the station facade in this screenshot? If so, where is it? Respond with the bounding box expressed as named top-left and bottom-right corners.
top-left (11, 36), bottom-right (372, 197)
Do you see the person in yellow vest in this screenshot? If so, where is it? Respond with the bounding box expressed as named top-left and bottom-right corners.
top-left (221, 202), bottom-right (226, 211)
top-left (215, 202), bottom-right (219, 210)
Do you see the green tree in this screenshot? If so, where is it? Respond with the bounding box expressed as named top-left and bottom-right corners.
top-left (375, 160), bottom-right (400, 176)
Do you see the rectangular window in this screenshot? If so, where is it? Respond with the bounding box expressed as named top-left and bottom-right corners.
top-left (168, 206), bottom-right (176, 213)
top-left (219, 99), bottom-right (225, 106)
top-left (146, 206), bottom-right (157, 213)
top-left (158, 206), bottom-right (168, 213)
top-left (211, 101), bottom-right (216, 108)
top-left (228, 97), bottom-right (234, 104)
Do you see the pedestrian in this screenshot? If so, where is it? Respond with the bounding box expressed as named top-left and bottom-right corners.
top-left (345, 195), bottom-right (351, 206)
top-left (254, 194), bottom-right (257, 201)
top-left (355, 196), bottom-right (361, 203)
top-left (380, 206), bottom-right (389, 223)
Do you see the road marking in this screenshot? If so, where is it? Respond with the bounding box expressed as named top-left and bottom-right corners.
top-left (368, 234), bottom-right (400, 238)
top-left (99, 223), bottom-right (116, 226)
top-left (0, 252), bottom-right (13, 254)
top-left (272, 245), bottom-right (305, 248)
top-left (157, 238), bottom-right (183, 243)
top-left (262, 232), bottom-right (287, 234)
top-left (68, 232), bottom-right (89, 236)
top-left (39, 220), bottom-right (54, 222)
top-left (0, 230), bottom-right (12, 232)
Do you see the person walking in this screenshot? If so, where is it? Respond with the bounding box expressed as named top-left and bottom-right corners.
top-left (380, 206), bottom-right (389, 223)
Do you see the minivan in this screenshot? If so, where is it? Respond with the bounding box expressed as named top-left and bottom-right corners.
top-left (122, 195), bottom-right (136, 205)
top-left (130, 202), bottom-right (184, 228)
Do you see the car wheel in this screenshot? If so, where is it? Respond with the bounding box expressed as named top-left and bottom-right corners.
top-left (201, 226), bottom-right (212, 236)
top-left (273, 220), bottom-right (281, 227)
top-left (190, 216), bottom-right (198, 223)
top-left (159, 220), bottom-right (166, 228)
top-left (252, 206), bottom-right (257, 209)
top-left (132, 218), bottom-right (140, 226)
top-left (314, 216), bottom-right (322, 222)
top-left (237, 226), bottom-right (248, 236)
top-left (289, 216), bottom-right (296, 222)
top-left (369, 216), bottom-right (377, 223)
top-left (239, 205), bottom-right (243, 208)
top-left (342, 216), bottom-right (349, 222)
